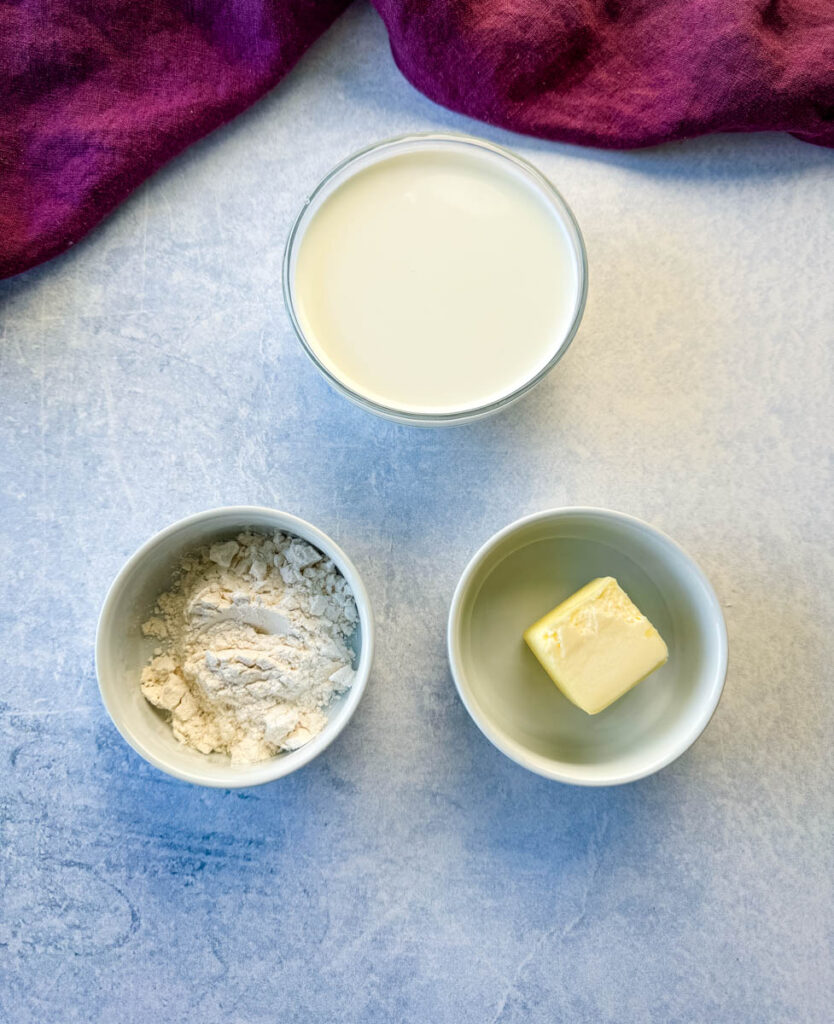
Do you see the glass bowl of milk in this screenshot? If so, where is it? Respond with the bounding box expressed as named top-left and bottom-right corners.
top-left (283, 133), bottom-right (588, 425)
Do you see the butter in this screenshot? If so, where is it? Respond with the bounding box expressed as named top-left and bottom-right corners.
top-left (523, 577), bottom-right (668, 715)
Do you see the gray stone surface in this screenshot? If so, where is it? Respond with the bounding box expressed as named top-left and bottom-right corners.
top-left (1, 4), bottom-right (832, 1022)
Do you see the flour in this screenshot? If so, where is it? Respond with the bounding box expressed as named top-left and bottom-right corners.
top-left (140, 530), bottom-right (358, 765)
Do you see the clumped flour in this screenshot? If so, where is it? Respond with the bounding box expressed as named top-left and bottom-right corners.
top-left (141, 531), bottom-right (358, 765)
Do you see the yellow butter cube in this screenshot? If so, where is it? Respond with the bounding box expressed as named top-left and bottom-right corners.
top-left (523, 577), bottom-right (668, 715)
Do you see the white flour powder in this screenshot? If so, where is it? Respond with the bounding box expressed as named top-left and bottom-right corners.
top-left (141, 530), bottom-right (358, 765)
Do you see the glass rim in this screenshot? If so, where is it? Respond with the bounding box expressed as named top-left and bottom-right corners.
top-left (282, 131), bottom-right (589, 425)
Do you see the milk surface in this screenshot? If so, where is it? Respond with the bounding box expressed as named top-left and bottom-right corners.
top-left (293, 147), bottom-right (580, 415)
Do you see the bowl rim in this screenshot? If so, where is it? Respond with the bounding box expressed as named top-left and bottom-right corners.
top-left (95, 505), bottom-right (375, 788)
top-left (282, 130), bottom-right (589, 426)
top-left (447, 506), bottom-right (729, 786)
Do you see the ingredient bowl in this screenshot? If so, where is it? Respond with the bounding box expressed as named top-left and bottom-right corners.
top-left (96, 506), bottom-right (374, 787)
top-left (447, 508), bottom-right (727, 785)
top-left (283, 132), bottom-right (587, 425)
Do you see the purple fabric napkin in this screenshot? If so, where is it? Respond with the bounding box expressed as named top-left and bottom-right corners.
top-left (2, 1), bottom-right (833, 280)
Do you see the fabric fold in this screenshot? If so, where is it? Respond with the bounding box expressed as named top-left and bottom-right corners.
top-left (1, 1), bottom-right (832, 280)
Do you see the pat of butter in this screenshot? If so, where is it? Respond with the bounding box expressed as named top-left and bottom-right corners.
top-left (523, 577), bottom-right (668, 715)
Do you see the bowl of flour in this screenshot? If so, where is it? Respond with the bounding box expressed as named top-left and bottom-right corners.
top-left (96, 507), bottom-right (374, 787)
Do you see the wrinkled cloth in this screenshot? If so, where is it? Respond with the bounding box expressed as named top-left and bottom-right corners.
top-left (1, 1), bottom-right (833, 279)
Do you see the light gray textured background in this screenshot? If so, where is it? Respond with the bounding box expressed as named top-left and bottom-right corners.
top-left (1, 4), bottom-right (832, 1022)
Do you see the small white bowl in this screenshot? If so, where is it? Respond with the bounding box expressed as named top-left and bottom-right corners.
top-left (95, 506), bottom-right (374, 787)
top-left (447, 508), bottom-right (727, 786)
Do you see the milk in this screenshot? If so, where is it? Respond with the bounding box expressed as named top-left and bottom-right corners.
top-left (291, 143), bottom-right (582, 417)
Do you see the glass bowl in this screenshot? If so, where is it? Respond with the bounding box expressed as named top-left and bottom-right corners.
top-left (282, 132), bottom-right (588, 426)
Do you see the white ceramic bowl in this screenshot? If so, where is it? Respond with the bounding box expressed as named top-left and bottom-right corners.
top-left (96, 506), bottom-right (374, 787)
top-left (447, 508), bottom-right (727, 785)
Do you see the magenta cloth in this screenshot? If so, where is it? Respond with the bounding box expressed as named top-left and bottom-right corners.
top-left (2, 1), bottom-right (833, 280)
